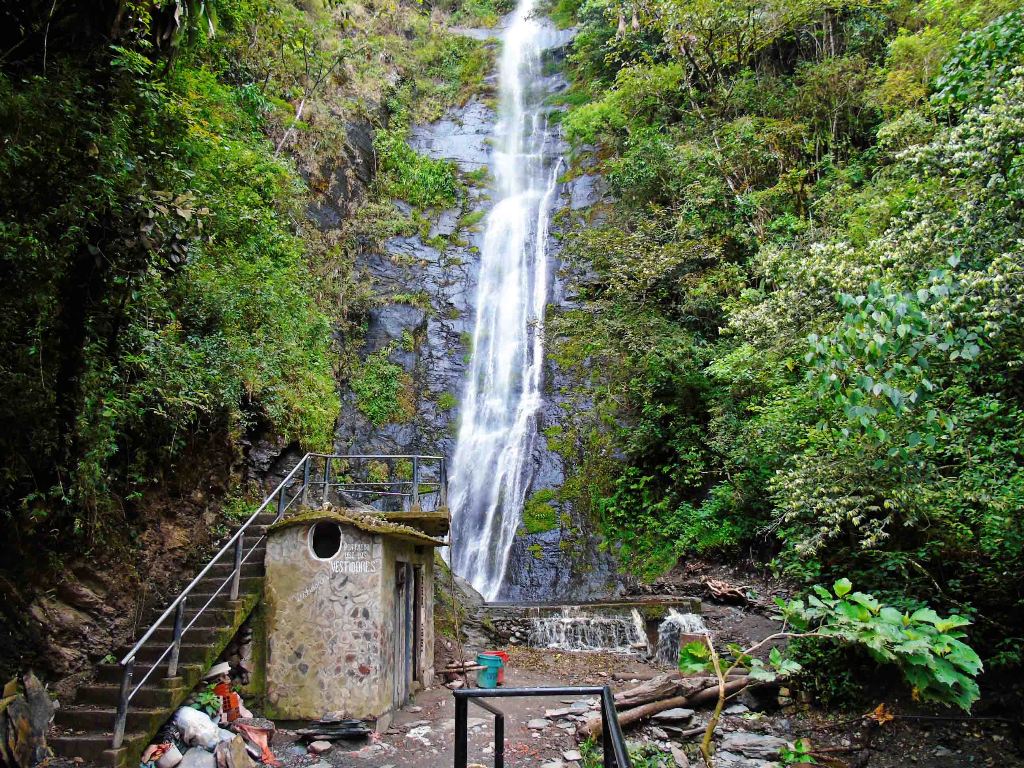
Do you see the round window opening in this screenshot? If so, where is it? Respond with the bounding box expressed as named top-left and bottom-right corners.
top-left (309, 521), bottom-right (343, 560)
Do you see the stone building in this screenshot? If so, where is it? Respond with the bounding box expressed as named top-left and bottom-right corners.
top-left (263, 508), bottom-right (445, 727)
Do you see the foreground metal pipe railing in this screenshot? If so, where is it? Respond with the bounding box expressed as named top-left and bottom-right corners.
top-left (111, 452), bottom-right (449, 749)
top-left (453, 686), bottom-right (632, 768)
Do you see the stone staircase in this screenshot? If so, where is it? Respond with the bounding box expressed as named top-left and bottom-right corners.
top-left (51, 511), bottom-right (276, 768)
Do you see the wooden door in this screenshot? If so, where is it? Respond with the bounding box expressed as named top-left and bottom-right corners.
top-left (412, 566), bottom-right (423, 683)
top-left (393, 563), bottom-right (414, 708)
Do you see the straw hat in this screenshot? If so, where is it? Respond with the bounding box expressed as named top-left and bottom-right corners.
top-left (204, 662), bottom-right (232, 679)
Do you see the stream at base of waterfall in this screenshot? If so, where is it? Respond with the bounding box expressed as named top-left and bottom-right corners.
top-left (447, 0), bottom-right (565, 600)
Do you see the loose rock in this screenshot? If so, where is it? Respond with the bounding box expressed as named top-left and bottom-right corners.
top-left (653, 708), bottom-right (695, 723)
top-left (720, 731), bottom-right (788, 759)
top-left (670, 745), bottom-right (690, 767)
top-left (179, 747), bottom-right (217, 768)
top-left (307, 741), bottom-right (332, 755)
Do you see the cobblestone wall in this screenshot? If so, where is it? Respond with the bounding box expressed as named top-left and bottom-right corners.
top-left (265, 523), bottom-right (387, 720)
top-left (264, 520), bottom-right (437, 724)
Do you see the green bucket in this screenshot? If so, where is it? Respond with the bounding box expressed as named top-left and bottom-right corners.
top-left (476, 653), bottom-right (503, 689)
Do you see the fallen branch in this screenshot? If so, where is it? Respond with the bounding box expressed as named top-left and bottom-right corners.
top-left (705, 579), bottom-right (749, 604)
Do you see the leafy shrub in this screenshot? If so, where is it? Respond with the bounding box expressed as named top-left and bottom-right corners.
top-left (786, 636), bottom-right (879, 709)
top-left (606, 127), bottom-right (676, 203)
top-left (677, 580), bottom-right (982, 765)
top-left (562, 96), bottom-right (628, 145)
top-left (932, 10), bottom-right (1024, 113)
top-left (350, 348), bottom-right (414, 426)
top-left (448, 0), bottom-right (516, 27)
top-left (552, 0), bottom-right (1024, 674)
top-left (374, 128), bottom-right (461, 209)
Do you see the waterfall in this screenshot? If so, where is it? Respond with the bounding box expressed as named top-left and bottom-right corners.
top-left (528, 608), bottom-right (649, 653)
top-left (654, 610), bottom-right (708, 666)
top-left (448, 0), bottom-right (563, 599)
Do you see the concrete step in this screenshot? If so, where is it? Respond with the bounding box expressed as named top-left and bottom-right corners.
top-left (53, 513), bottom-right (271, 768)
top-left (192, 575), bottom-right (263, 595)
top-left (217, 537), bottom-right (268, 553)
top-left (55, 706), bottom-right (167, 733)
top-left (133, 643), bottom-right (211, 665)
top-left (144, 588), bottom-right (257, 625)
top-left (75, 684), bottom-right (180, 709)
top-left (51, 730), bottom-right (148, 766)
top-left (147, 626), bottom-right (222, 646)
top-left (206, 561), bottom-right (264, 577)
top-left (95, 662), bottom-right (201, 686)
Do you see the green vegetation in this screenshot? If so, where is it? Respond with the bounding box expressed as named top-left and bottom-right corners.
top-left (390, 291), bottom-right (433, 311)
top-left (372, 32), bottom-right (493, 209)
top-left (521, 488), bottom-right (559, 534)
top-left (434, 551), bottom-right (469, 638)
top-left (375, 127), bottom-right (461, 209)
top-left (446, 0), bottom-right (516, 28)
top-left (550, 0), bottom-right (1024, 673)
top-left (1, 1), bottom-right (341, 551)
top-left (578, 739), bottom-right (680, 768)
top-left (350, 347), bottom-right (414, 426)
top-left (678, 580), bottom-right (981, 763)
top-left (437, 392), bottom-right (459, 411)
top-left (0, 0), bottom-right (492, 564)
top-left (459, 209), bottom-right (487, 229)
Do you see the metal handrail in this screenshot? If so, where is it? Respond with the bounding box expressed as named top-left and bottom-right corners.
top-left (111, 452), bottom-right (449, 749)
top-left (453, 686), bottom-right (632, 768)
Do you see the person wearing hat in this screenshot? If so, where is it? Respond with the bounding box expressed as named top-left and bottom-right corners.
top-left (205, 662), bottom-right (252, 723)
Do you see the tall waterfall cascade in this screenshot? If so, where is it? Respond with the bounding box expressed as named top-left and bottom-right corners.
top-left (528, 608), bottom-right (650, 653)
top-left (448, 0), bottom-right (564, 599)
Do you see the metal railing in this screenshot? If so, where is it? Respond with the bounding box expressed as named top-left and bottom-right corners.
top-left (453, 686), bottom-right (632, 768)
top-left (111, 452), bottom-right (448, 749)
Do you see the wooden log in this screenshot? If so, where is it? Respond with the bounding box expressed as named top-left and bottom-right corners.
top-left (577, 676), bottom-right (750, 741)
top-left (614, 675), bottom-right (719, 710)
top-left (611, 671), bottom-right (678, 682)
top-left (610, 671), bottom-right (747, 683)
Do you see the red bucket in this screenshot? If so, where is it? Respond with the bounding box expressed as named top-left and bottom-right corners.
top-left (484, 651), bottom-right (510, 685)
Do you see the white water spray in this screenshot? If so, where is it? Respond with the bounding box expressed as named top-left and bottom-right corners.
top-left (448, 0), bottom-right (563, 599)
top-left (654, 610), bottom-right (708, 665)
top-left (528, 608), bottom-right (649, 653)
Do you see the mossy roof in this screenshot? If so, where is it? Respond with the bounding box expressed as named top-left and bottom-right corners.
top-left (268, 506), bottom-right (446, 547)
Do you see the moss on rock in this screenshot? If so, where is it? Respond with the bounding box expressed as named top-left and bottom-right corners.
top-left (521, 489), bottom-right (559, 534)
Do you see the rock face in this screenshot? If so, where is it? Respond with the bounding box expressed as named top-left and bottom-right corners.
top-left (0, 435), bottom-right (248, 698)
top-left (496, 139), bottom-right (620, 601)
top-left (335, 34), bottom-right (620, 602)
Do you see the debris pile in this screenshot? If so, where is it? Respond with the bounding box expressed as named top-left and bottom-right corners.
top-left (141, 664), bottom-right (281, 768)
top-left (141, 660), bottom-right (375, 768)
top-left (219, 624), bottom-right (256, 688)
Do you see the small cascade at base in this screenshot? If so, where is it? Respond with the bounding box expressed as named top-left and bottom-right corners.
top-left (654, 609), bottom-right (708, 665)
top-left (528, 607), bottom-right (649, 653)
